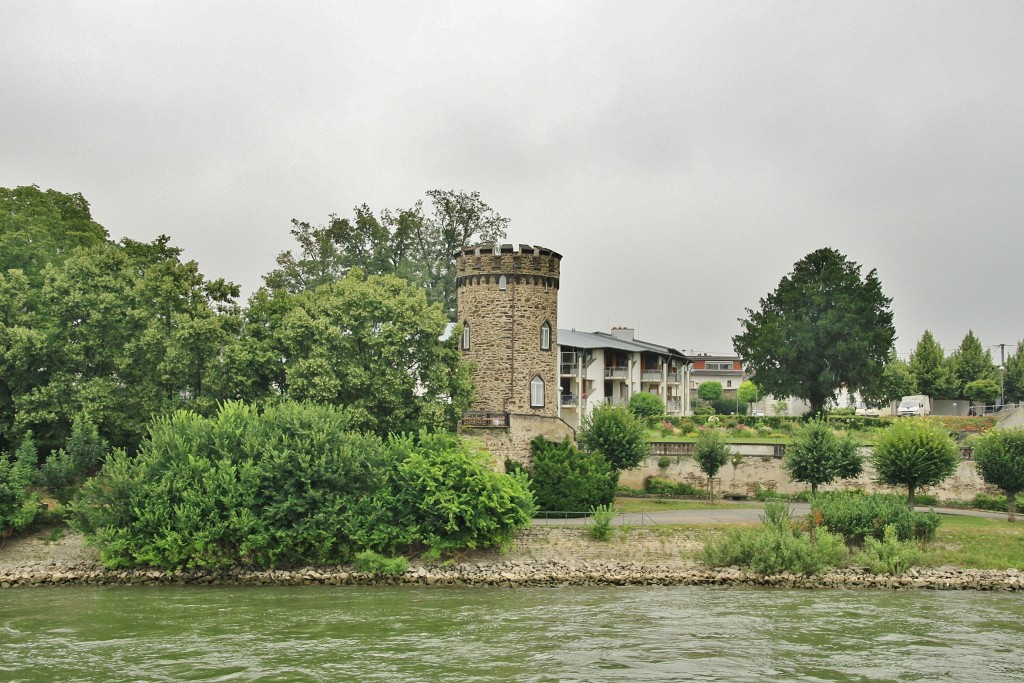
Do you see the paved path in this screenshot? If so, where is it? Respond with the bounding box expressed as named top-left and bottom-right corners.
top-left (533, 502), bottom-right (1009, 526)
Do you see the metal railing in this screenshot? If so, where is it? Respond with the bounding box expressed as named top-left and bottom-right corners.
top-left (560, 394), bottom-right (578, 407)
top-left (641, 370), bottom-right (662, 381)
top-left (604, 367), bottom-right (628, 379)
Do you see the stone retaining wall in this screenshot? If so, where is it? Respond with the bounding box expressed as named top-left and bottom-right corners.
top-left (3, 559), bottom-right (1021, 592)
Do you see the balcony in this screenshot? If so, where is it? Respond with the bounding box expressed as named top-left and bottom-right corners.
top-left (604, 366), bottom-right (628, 379)
top-left (560, 364), bottom-right (576, 376)
top-left (667, 372), bottom-right (681, 384)
top-left (666, 398), bottom-right (682, 413)
top-left (641, 370), bottom-right (662, 382)
top-left (560, 394), bottom-right (578, 407)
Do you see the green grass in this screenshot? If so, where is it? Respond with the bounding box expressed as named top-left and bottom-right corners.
top-left (921, 515), bottom-right (1024, 570)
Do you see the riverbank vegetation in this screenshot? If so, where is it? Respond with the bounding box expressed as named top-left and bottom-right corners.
top-left (66, 401), bottom-right (534, 569)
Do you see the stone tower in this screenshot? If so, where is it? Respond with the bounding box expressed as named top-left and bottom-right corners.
top-left (455, 243), bottom-right (573, 462)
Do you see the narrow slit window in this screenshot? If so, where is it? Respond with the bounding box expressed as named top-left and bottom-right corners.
top-left (461, 321), bottom-right (471, 350)
top-left (540, 321), bottom-right (551, 350)
top-left (499, 275), bottom-right (507, 290)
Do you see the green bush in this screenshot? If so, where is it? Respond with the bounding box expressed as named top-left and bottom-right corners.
top-left (1, 434), bottom-right (41, 537)
top-left (855, 524), bottom-right (921, 574)
top-left (353, 550), bottom-right (409, 576)
top-left (702, 501), bottom-right (847, 575)
top-left (578, 403), bottom-right (649, 470)
top-left (36, 416), bottom-right (108, 506)
top-left (70, 401), bottom-right (535, 569)
top-left (914, 493), bottom-right (939, 507)
top-left (530, 436), bottom-right (617, 512)
top-left (628, 392), bottom-right (665, 420)
top-left (644, 476), bottom-right (703, 497)
top-left (960, 492), bottom-right (1024, 513)
top-left (811, 492), bottom-right (941, 545)
top-left (588, 504), bottom-right (618, 541)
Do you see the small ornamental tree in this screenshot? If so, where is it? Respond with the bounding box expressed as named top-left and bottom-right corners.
top-left (578, 403), bottom-right (649, 471)
top-left (783, 420), bottom-right (862, 496)
top-left (1, 433), bottom-right (41, 536)
top-left (628, 392), bottom-right (665, 421)
top-left (693, 430), bottom-right (731, 501)
top-left (972, 428), bottom-right (1024, 522)
top-left (697, 381), bottom-right (723, 404)
top-left (871, 419), bottom-right (959, 510)
top-left (529, 436), bottom-right (617, 512)
top-left (963, 379), bottom-right (1000, 407)
top-left (737, 380), bottom-right (759, 407)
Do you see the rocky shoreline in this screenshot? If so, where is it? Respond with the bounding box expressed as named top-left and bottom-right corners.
top-left (2, 526), bottom-right (1022, 591)
top-left (2, 558), bottom-right (1022, 591)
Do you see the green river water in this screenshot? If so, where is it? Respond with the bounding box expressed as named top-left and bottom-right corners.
top-left (2, 585), bottom-right (1022, 682)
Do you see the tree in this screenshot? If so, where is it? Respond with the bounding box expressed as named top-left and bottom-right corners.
top-left (909, 330), bottom-right (955, 399)
top-left (266, 190), bottom-right (508, 318)
top-left (697, 381), bottom-right (723, 403)
top-left (782, 420), bottom-right (862, 495)
top-left (528, 436), bottom-right (617, 512)
top-left (1004, 341), bottom-right (1024, 404)
top-left (578, 403), bottom-right (650, 471)
top-left (692, 430), bottom-right (731, 501)
top-left (948, 330), bottom-right (995, 398)
top-left (628, 392), bottom-right (664, 420)
top-left (871, 419), bottom-right (959, 509)
top-left (737, 380), bottom-right (760, 407)
top-left (862, 350), bottom-right (917, 408)
top-left (217, 270), bottom-right (473, 436)
top-left (732, 248), bottom-right (894, 417)
top-left (963, 379), bottom-right (1000, 406)
top-left (973, 428), bottom-right (1024, 522)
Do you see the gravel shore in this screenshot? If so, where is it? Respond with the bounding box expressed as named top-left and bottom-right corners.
top-left (2, 525), bottom-right (1021, 591)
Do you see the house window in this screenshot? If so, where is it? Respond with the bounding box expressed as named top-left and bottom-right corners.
top-left (727, 380), bottom-right (732, 388)
top-left (540, 321), bottom-right (551, 350)
top-left (530, 375), bottom-right (545, 408)
top-left (461, 321), bottom-right (471, 350)
top-left (499, 275), bottom-right (507, 290)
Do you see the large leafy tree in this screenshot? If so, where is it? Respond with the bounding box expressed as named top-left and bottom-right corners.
top-left (783, 420), bottom-right (862, 495)
top-left (265, 190), bottom-right (508, 318)
top-left (973, 428), bottom-right (1024, 522)
top-left (948, 330), bottom-right (995, 399)
top-left (732, 248), bottom-right (895, 416)
top-left (909, 330), bottom-right (955, 399)
top-left (862, 350), bottom-right (917, 408)
top-left (217, 270), bottom-right (473, 436)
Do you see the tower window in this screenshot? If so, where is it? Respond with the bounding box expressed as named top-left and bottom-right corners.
top-left (461, 321), bottom-right (471, 350)
top-left (530, 375), bottom-right (545, 408)
top-left (499, 275), bottom-right (507, 290)
top-left (540, 321), bottom-right (551, 351)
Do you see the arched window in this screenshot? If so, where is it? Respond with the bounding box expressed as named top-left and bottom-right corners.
top-left (461, 321), bottom-right (471, 350)
top-left (530, 375), bottom-right (545, 408)
top-left (498, 275), bottom-right (507, 290)
top-left (540, 321), bottom-right (551, 351)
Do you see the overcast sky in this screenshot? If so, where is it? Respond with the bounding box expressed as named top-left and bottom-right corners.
top-left (3, 2), bottom-right (1022, 359)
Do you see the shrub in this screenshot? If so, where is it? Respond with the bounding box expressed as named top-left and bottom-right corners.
top-left (353, 550), bottom-right (409, 576)
top-left (1, 434), bottom-right (41, 537)
top-left (37, 416), bottom-right (109, 506)
top-left (855, 524), bottom-right (921, 575)
top-left (588, 504), bottom-right (618, 541)
top-left (628, 392), bottom-right (665, 420)
top-left (70, 401), bottom-right (536, 569)
top-left (530, 436), bottom-right (617, 512)
top-left (578, 403), bottom-right (649, 470)
top-left (914, 494), bottom-right (939, 507)
top-left (657, 456), bottom-right (672, 469)
top-left (701, 501), bottom-right (847, 575)
top-left (811, 492), bottom-right (940, 545)
top-left (645, 477), bottom-right (703, 497)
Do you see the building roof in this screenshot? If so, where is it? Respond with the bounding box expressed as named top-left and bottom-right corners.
top-left (558, 329), bottom-right (690, 363)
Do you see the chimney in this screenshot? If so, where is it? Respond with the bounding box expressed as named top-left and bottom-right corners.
top-left (610, 326), bottom-right (634, 342)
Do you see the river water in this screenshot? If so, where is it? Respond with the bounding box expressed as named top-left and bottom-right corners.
top-left (2, 585), bottom-right (1022, 682)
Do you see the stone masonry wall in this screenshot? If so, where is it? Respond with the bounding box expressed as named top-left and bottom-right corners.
top-left (455, 244), bottom-right (560, 415)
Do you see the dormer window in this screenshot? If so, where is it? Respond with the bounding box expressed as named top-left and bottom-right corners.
top-left (540, 321), bottom-right (551, 351)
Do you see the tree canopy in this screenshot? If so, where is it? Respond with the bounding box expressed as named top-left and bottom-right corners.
top-left (973, 428), bottom-right (1024, 522)
top-left (909, 330), bottom-right (955, 400)
top-left (732, 248), bottom-right (895, 416)
top-left (948, 330), bottom-right (995, 399)
top-left (577, 403), bottom-right (649, 471)
top-left (783, 420), bottom-right (862, 495)
top-left (871, 420), bottom-right (959, 509)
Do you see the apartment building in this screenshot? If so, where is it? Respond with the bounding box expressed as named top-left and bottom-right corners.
top-left (557, 327), bottom-right (691, 430)
top-left (689, 352), bottom-right (746, 403)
